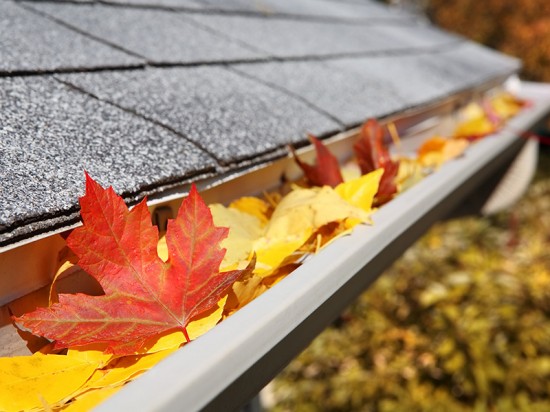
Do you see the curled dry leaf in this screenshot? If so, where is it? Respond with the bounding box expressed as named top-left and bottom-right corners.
top-left (354, 119), bottom-right (400, 205)
top-left (292, 134), bottom-right (344, 188)
top-left (224, 271), bottom-right (266, 316)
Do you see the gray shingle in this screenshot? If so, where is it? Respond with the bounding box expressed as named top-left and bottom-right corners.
top-left (0, 1), bottom-right (142, 74)
top-left (328, 43), bottom-right (521, 109)
top-left (186, 14), bottom-right (459, 59)
top-left (232, 61), bottom-right (405, 127)
top-left (58, 67), bottom-right (341, 165)
top-left (23, 2), bottom-right (266, 64)
top-left (232, 42), bottom-right (520, 128)
top-left (420, 42), bottom-right (522, 86)
top-left (0, 76), bottom-right (216, 245)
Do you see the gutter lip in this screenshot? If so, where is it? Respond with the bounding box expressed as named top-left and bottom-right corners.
top-left (95, 82), bottom-right (550, 412)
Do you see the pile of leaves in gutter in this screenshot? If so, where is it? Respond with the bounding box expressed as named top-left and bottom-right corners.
top-left (269, 148), bottom-right (550, 410)
top-left (1, 92), bottom-right (527, 411)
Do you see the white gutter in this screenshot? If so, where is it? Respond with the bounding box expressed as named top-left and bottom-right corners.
top-left (97, 82), bottom-right (550, 412)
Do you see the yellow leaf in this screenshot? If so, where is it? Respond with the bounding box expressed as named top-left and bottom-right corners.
top-left (210, 204), bottom-right (264, 270)
top-left (261, 264), bottom-right (301, 288)
top-left (253, 187), bottom-right (370, 276)
top-left (335, 169), bottom-right (383, 213)
top-left (265, 186), bottom-right (371, 239)
top-left (187, 295), bottom-right (227, 340)
top-left (142, 329), bottom-right (186, 353)
top-left (229, 196), bottom-right (271, 225)
top-left (0, 354), bottom-right (98, 412)
top-left (224, 273), bottom-right (267, 315)
top-left (67, 344), bottom-right (115, 368)
top-left (490, 92), bottom-right (524, 119)
top-left (453, 103), bottom-right (495, 138)
top-left (418, 136), bottom-right (469, 168)
top-left (81, 348), bottom-right (177, 391)
top-left (395, 157), bottom-right (425, 192)
top-left (59, 385), bottom-right (123, 412)
top-left (49, 246), bottom-right (80, 305)
top-left (253, 231), bottom-right (311, 277)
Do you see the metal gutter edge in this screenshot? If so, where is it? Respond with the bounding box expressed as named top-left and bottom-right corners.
top-left (96, 84), bottom-right (550, 412)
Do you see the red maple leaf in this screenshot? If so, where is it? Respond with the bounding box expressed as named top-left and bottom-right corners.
top-left (291, 134), bottom-right (344, 188)
top-left (353, 119), bottom-right (399, 205)
top-left (15, 174), bottom-right (252, 355)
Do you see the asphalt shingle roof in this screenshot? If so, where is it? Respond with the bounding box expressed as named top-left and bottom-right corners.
top-left (58, 66), bottom-right (341, 165)
top-left (24, 2), bottom-right (266, 64)
top-left (0, 76), bottom-right (216, 243)
top-left (0, 0), bottom-right (520, 248)
top-left (0, 1), bottom-right (144, 74)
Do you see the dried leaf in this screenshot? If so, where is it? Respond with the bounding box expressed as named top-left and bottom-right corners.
top-left (417, 136), bottom-right (469, 168)
top-left (265, 186), bottom-right (370, 239)
top-left (335, 169), bottom-right (383, 213)
top-left (229, 197), bottom-right (271, 225)
top-left (59, 385), bottom-right (123, 412)
top-left (253, 186), bottom-right (371, 276)
top-left (209, 204), bottom-right (264, 270)
top-left (292, 134), bottom-right (344, 188)
top-left (353, 119), bottom-right (400, 204)
top-left (453, 102), bottom-right (496, 140)
top-left (224, 272), bottom-right (267, 315)
top-left (49, 246), bottom-right (79, 305)
top-left (79, 348), bottom-right (177, 392)
top-left (396, 157), bottom-right (425, 192)
top-left (15, 174), bottom-right (252, 355)
top-left (253, 232), bottom-right (311, 277)
top-left (0, 354), bottom-right (98, 411)
top-left (187, 295), bottom-right (227, 340)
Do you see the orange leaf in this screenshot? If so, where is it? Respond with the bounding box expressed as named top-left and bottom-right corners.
top-left (15, 174), bottom-right (253, 355)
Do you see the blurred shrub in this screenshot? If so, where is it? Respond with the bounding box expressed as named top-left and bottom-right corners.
top-left (271, 153), bottom-right (550, 411)
top-left (427, 0), bottom-right (550, 82)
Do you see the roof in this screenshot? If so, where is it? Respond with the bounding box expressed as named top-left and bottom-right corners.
top-left (0, 0), bottom-right (520, 248)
